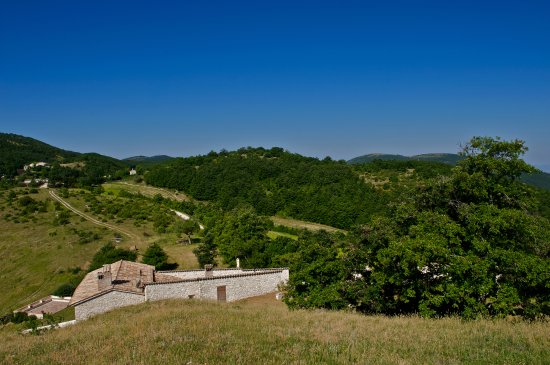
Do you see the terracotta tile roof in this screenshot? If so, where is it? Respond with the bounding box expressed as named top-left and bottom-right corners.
top-left (69, 260), bottom-right (176, 306)
top-left (17, 296), bottom-right (71, 316)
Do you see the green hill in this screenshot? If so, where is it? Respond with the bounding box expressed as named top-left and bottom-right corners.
top-left (0, 133), bottom-right (80, 177)
top-left (0, 133), bottom-right (128, 185)
top-left (145, 147), bottom-right (392, 229)
top-left (522, 171), bottom-right (550, 190)
top-left (348, 152), bottom-right (462, 165)
top-left (1, 297), bottom-right (548, 364)
top-left (123, 155), bottom-right (174, 166)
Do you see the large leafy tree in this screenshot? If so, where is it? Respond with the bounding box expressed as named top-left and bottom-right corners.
top-left (141, 243), bottom-right (176, 270)
top-left (210, 206), bottom-right (271, 268)
top-left (88, 243), bottom-right (137, 271)
top-left (286, 137), bottom-right (549, 319)
top-left (345, 137), bottom-right (550, 318)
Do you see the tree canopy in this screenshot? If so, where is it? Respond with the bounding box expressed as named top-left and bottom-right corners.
top-left (286, 137), bottom-right (550, 319)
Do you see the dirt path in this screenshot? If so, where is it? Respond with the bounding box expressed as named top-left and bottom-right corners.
top-left (113, 181), bottom-right (190, 201)
top-left (49, 190), bottom-right (139, 240)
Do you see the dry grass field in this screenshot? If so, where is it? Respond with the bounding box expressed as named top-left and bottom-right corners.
top-left (1, 294), bottom-right (548, 364)
top-left (0, 188), bottom-right (198, 312)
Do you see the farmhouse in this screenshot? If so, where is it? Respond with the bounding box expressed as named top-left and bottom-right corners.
top-left (69, 260), bottom-right (289, 321)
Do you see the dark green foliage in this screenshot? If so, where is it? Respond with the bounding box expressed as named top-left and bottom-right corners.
top-left (122, 155), bottom-right (174, 166)
top-left (348, 153), bottom-right (463, 165)
top-left (0, 133), bottom-right (127, 186)
top-left (193, 237), bottom-right (218, 267)
top-left (141, 243), bottom-right (177, 270)
top-left (0, 133), bottom-right (79, 177)
top-left (284, 231), bottom-right (348, 310)
top-left (209, 207), bottom-right (271, 268)
top-left (52, 282), bottom-right (77, 297)
top-left (354, 159), bottom-right (454, 179)
top-left (286, 137), bottom-right (550, 319)
top-left (88, 243), bottom-right (137, 271)
top-left (522, 171), bottom-right (550, 191)
top-left (53, 210), bottom-right (71, 226)
top-left (70, 228), bottom-right (101, 244)
top-left (145, 147), bottom-right (388, 229)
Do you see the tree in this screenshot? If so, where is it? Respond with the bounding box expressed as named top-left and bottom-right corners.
top-left (344, 137), bottom-right (550, 319)
top-left (88, 243), bottom-right (137, 271)
top-left (141, 243), bottom-right (177, 270)
top-left (193, 232), bottom-right (218, 267)
top-left (211, 207), bottom-right (271, 267)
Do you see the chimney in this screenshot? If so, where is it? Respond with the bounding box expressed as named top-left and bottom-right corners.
top-left (136, 269), bottom-right (142, 288)
top-left (204, 264), bottom-right (213, 278)
top-left (97, 264), bottom-right (112, 290)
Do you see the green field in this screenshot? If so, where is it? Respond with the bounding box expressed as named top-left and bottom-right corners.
top-left (1, 295), bottom-right (548, 364)
top-left (0, 188), bottom-right (199, 312)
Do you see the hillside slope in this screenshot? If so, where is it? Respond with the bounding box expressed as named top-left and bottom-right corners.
top-left (0, 133), bottom-right (127, 179)
top-left (0, 133), bottom-right (80, 176)
top-left (145, 147), bottom-right (391, 229)
top-left (348, 152), bottom-right (462, 165)
top-left (1, 297), bottom-right (548, 364)
top-left (123, 155), bottom-right (174, 166)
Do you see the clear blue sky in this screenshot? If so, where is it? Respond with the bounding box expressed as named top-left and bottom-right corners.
top-left (1, 1), bottom-right (549, 170)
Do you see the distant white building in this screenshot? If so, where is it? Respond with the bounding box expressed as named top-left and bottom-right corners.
top-left (129, 168), bottom-right (137, 176)
top-left (24, 162), bottom-right (49, 171)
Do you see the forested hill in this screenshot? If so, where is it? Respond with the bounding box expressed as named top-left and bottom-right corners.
top-left (348, 151), bottom-right (550, 191)
top-left (123, 155), bottom-right (174, 166)
top-left (144, 147), bottom-right (453, 229)
top-left (0, 133), bottom-right (127, 181)
top-left (0, 133), bottom-right (80, 176)
top-left (348, 153), bottom-right (463, 165)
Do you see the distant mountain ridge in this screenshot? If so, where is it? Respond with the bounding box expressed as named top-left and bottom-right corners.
top-left (123, 155), bottom-right (174, 165)
top-left (348, 153), bottom-right (463, 165)
top-left (0, 132), bottom-right (126, 177)
top-left (348, 152), bottom-right (550, 191)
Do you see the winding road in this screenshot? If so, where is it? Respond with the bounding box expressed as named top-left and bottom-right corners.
top-left (49, 190), bottom-right (139, 240)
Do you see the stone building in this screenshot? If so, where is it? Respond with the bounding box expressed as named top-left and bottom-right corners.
top-left (69, 260), bottom-right (289, 321)
top-left (16, 295), bottom-right (71, 319)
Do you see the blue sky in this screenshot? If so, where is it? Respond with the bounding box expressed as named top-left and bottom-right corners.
top-left (1, 1), bottom-right (549, 170)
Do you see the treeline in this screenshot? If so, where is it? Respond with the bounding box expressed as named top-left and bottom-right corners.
top-left (196, 138), bottom-right (550, 319)
top-left (145, 147), bottom-right (395, 229)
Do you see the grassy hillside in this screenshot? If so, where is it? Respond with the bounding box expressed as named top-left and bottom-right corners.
top-left (1, 296), bottom-right (548, 364)
top-left (0, 187), bottom-right (199, 312)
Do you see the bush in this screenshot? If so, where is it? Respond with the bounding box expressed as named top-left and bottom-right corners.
top-left (142, 243), bottom-right (177, 270)
top-left (88, 243), bottom-right (137, 271)
top-left (53, 282), bottom-right (77, 297)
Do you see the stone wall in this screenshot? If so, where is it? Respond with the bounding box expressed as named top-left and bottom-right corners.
top-left (146, 269), bottom-right (289, 302)
top-left (75, 290), bottom-right (145, 321)
top-left (160, 268), bottom-right (277, 280)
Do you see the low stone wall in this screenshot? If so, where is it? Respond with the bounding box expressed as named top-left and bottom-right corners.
top-left (75, 290), bottom-right (145, 321)
top-left (146, 269), bottom-right (289, 302)
top-left (159, 269), bottom-right (242, 280)
top-left (160, 268), bottom-right (279, 280)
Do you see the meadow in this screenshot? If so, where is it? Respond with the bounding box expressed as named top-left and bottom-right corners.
top-left (1, 294), bottom-right (548, 364)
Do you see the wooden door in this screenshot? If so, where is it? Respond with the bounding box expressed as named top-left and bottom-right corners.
top-left (217, 286), bottom-right (226, 302)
